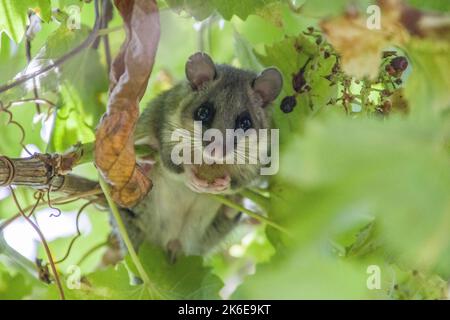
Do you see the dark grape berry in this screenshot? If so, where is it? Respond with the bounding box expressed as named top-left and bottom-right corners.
top-left (280, 96), bottom-right (297, 113)
top-left (390, 56), bottom-right (408, 72)
top-left (315, 36), bottom-right (322, 45)
top-left (332, 62), bottom-right (340, 74)
top-left (381, 89), bottom-right (392, 97)
top-left (292, 71), bottom-right (306, 93)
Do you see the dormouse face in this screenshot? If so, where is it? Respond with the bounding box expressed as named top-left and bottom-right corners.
top-left (162, 52), bottom-right (283, 194)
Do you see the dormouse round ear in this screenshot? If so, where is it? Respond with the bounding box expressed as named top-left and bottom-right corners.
top-left (185, 52), bottom-right (217, 90)
top-left (252, 67), bottom-right (283, 106)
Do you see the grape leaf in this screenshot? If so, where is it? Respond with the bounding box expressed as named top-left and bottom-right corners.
top-left (403, 39), bottom-right (450, 113)
top-left (0, 263), bottom-right (34, 299)
top-left (74, 263), bottom-right (148, 300)
top-left (233, 31), bottom-right (262, 70)
top-left (211, 0), bottom-right (277, 20)
top-left (406, 0), bottom-right (450, 12)
top-left (57, 244), bottom-right (223, 300)
top-left (31, 23), bottom-right (108, 152)
top-left (128, 244), bottom-right (223, 299)
top-left (255, 35), bottom-right (337, 145)
top-left (0, 0), bottom-right (52, 43)
top-left (236, 112), bottom-right (450, 298)
top-left (232, 248), bottom-right (373, 299)
top-left (279, 114), bottom-right (450, 274)
top-left (164, 0), bottom-right (214, 20)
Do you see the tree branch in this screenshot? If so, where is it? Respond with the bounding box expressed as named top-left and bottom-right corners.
top-left (0, 153), bottom-right (98, 193)
top-left (0, 142), bottom-right (153, 201)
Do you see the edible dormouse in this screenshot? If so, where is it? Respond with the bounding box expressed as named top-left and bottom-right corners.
top-left (116, 52), bottom-right (282, 262)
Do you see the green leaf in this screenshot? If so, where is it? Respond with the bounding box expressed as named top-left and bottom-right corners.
top-left (279, 114), bottom-right (450, 274)
top-left (388, 266), bottom-right (448, 300)
top-left (232, 12), bottom-right (284, 47)
top-left (406, 0), bottom-right (450, 12)
top-left (77, 263), bottom-right (146, 300)
top-left (57, 244), bottom-right (223, 300)
top-left (237, 111), bottom-right (450, 298)
top-left (36, 209), bottom-right (110, 274)
top-left (0, 255), bottom-right (46, 300)
top-left (233, 31), bottom-right (262, 70)
top-left (211, 0), bottom-right (277, 21)
top-left (40, 24), bottom-right (108, 152)
top-left (132, 244), bottom-right (223, 299)
top-left (255, 35), bottom-right (337, 145)
top-left (165, 0), bottom-right (214, 20)
top-left (0, 102), bottom-right (45, 156)
top-left (35, 0), bottom-right (52, 22)
top-left (0, 264), bottom-right (33, 299)
top-left (404, 39), bottom-right (450, 113)
top-left (232, 248), bottom-right (373, 299)
top-left (0, 1), bottom-right (29, 43)
top-left (0, 0), bottom-right (52, 43)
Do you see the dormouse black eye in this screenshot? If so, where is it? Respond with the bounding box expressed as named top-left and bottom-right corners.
top-left (235, 112), bottom-right (253, 131)
top-left (194, 102), bottom-right (215, 125)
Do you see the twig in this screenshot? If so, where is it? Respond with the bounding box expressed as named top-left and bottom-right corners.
top-left (25, 35), bottom-right (41, 114)
top-left (77, 240), bottom-right (107, 266)
top-left (9, 187), bottom-right (65, 300)
top-left (0, 188), bottom-right (104, 232)
top-left (210, 194), bottom-right (292, 236)
top-left (53, 200), bottom-right (95, 264)
top-left (0, 103), bottom-right (33, 155)
top-left (101, 0), bottom-right (113, 73)
top-left (24, 12), bottom-right (41, 113)
top-left (7, 98), bottom-right (56, 108)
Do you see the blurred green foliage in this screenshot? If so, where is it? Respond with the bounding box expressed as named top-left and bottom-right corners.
top-left (0, 0), bottom-right (449, 300)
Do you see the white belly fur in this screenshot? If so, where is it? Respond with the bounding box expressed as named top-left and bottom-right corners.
top-left (132, 164), bottom-right (222, 255)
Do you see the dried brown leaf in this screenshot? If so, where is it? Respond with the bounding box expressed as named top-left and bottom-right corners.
top-left (320, 0), bottom-right (450, 79)
top-left (95, 0), bottom-right (160, 208)
top-left (320, 1), bottom-right (408, 79)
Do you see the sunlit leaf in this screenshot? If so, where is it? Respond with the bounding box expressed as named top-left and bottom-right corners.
top-left (0, 0), bottom-right (52, 43)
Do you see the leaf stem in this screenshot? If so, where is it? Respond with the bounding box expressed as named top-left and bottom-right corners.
top-left (240, 188), bottom-right (270, 210)
top-left (98, 175), bottom-right (152, 287)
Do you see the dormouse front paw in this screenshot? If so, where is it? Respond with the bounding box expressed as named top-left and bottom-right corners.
top-left (185, 166), bottom-right (231, 194)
